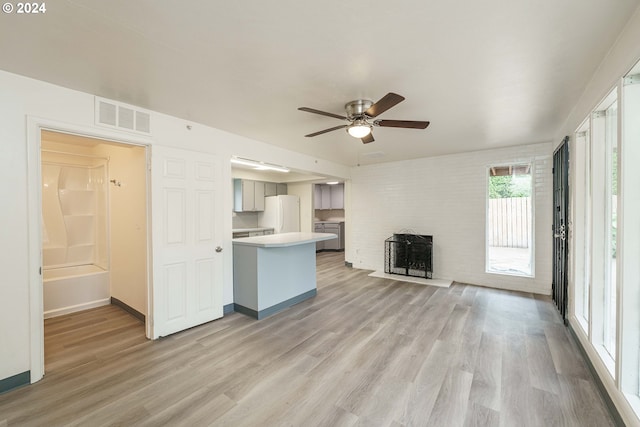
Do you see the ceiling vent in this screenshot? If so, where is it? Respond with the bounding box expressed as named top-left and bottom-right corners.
top-left (95, 97), bottom-right (151, 134)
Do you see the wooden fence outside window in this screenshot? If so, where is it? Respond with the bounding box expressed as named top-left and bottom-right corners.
top-left (488, 197), bottom-right (532, 248)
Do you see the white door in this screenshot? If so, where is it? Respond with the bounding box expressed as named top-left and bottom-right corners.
top-left (151, 146), bottom-right (223, 338)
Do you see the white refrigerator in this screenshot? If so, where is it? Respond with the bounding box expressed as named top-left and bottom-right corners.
top-left (258, 195), bottom-right (300, 233)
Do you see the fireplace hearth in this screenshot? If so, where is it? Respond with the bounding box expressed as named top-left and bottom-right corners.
top-left (385, 234), bottom-right (433, 279)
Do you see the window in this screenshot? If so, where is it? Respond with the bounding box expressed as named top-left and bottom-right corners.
top-left (486, 163), bottom-right (533, 276)
top-left (570, 59), bottom-right (640, 418)
top-left (621, 63), bottom-right (640, 403)
top-left (589, 88), bottom-right (618, 372)
top-left (603, 100), bottom-right (617, 359)
top-left (574, 121), bottom-right (591, 330)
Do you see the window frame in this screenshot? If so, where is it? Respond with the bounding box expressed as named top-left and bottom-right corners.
top-left (573, 118), bottom-right (591, 333)
top-left (485, 161), bottom-right (535, 278)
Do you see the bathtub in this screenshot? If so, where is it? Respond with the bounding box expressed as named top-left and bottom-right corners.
top-left (43, 265), bottom-right (110, 318)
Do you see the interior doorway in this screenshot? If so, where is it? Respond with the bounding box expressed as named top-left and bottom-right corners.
top-left (313, 182), bottom-right (346, 266)
top-left (39, 130), bottom-right (150, 373)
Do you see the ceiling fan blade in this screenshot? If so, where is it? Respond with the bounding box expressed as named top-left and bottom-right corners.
top-left (361, 133), bottom-right (375, 144)
top-left (376, 120), bottom-right (430, 129)
top-left (304, 124), bottom-right (348, 137)
top-left (298, 107), bottom-right (347, 121)
top-left (365, 92), bottom-right (405, 117)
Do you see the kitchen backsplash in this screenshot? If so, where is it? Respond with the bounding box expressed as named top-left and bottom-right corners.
top-left (314, 209), bottom-right (345, 222)
top-left (232, 212), bottom-right (259, 229)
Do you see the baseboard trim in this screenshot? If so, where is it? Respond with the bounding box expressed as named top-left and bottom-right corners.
top-left (235, 289), bottom-right (317, 320)
top-left (567, 324), bottom-right (625, 427)
top-left (110, 297), bottom-right (145, 323)
top-left (44, 298), bottom-right (111, 319)
top-left (233, 304), bottom-right (259, 318)
top-left (223, 303), bottom-right (235, 315)
top-left (0, 371), bottom-right (30, 395)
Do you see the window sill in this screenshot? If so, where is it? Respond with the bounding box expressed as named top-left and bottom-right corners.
top-left (624, 393), bottom-right (640, 422)
top-left (485, 269), bottom-right (534, 279)
top-left (594, 344), bottom-right (616, 378)
top-left (575, 315), bottom-right (589, 336)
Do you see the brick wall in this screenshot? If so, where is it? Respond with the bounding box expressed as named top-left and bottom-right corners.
top-left (348, 142), bottom-right (552, 295)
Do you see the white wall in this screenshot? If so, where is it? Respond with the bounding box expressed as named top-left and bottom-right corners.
top-left (555, 8), bottom-right (640, 148)
top-left (0, 69), bottom-right (349, 383)
top-left (347, 142), bottom-right (553, 295)
top-left (95, 143), bottom-right (148, 315)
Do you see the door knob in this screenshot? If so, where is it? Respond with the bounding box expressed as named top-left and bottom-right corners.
top-left (215, 246), bottom-right (223, 253)
top-left (553, 230), bottom-right (566, 240)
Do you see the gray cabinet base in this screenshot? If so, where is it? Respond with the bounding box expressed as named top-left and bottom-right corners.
top-left (234, 289), bottom-right (317, 320)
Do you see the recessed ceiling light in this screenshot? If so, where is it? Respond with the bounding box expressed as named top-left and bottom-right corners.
top-left (326, 181), bottom-right (339, 185)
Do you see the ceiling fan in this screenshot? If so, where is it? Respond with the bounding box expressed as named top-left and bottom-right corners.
top-left (298, 92), bottom-right (430, 144)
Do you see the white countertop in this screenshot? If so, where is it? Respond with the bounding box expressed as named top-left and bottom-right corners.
top-left (233, 232), bottom-right (337, 248)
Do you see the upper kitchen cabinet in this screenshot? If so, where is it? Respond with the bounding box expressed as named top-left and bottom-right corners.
top-left (234, 179), bottom-right (265, 212)
top-left (277, 183), bottom-right (288, 195)
top-left (264, 182), bottom-right (277, 197)
top-left (265, 182), bottom-right (288, 197)
top-left (314, 183), bottom-right (344, 210)
top-left (329, 184), bottom-right (344, 209)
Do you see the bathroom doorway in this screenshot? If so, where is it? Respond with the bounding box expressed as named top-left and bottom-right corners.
top-left (39, 130), bottom-right (149, 372)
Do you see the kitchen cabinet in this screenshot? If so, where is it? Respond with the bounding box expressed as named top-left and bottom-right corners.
top-left (233, 232), bottom-right (337, 319)
top-left (233, 179), bottom-right (265, 212)
top-left (264, 182), bottom-right (277, 197)
top-left (260, 182), bottom-right (287, 197)
top-left (233, 228), bottom-right (274, 238)
top-left (314, 184), bottom-right (344, 210)
top-left (314, 223), bottom-right (325, 251)
top-left (314, 185), bottom-right (322, 209)
top-left (314, 221), bottom-right (345, 251)
top-left (254, 182), bottom-right (265, 210)
top-left (321, 185), bottom-right (331, 209)
top-left (330, 184), bottom-right (344, 209)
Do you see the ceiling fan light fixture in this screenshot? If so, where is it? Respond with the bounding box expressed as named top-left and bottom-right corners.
top-left (347, 123), bottom-right (372, 138)
top-left (299, 92), bottom-right (428, 143)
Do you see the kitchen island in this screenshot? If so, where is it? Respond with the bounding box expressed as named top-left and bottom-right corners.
top-left (232, 232), bottom-right (337, 319)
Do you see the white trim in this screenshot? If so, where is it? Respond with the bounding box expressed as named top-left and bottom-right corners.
top-left (569, 316), bottom-right (638, 426)
top-left (619, 69), bottom-right (640, 402)
top-left (484, 161), bottom-right (535, 278)
top-left (26, 116), bottom-right (153, 383)
top-left (614, 79), bottom-right (623, 390)
top-left (43, 298), bottom-right (111, 319)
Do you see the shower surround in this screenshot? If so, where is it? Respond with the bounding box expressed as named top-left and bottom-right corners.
top-left (41, 151), bottom-right (109, 318)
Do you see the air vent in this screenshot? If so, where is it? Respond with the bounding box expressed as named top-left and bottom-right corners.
top-left (95, 97), bottom-right (152, 135)
top-left (118, 107), bottom-right (135, 130)
top-left (98, 101), bottom-right (117, 126)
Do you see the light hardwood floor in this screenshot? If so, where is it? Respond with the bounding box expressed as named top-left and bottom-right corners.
top-left (0, 252), bottom-right (615, 426)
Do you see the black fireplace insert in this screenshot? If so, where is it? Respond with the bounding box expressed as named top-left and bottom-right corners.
top-left (385, 234), bottom-right (433, 279)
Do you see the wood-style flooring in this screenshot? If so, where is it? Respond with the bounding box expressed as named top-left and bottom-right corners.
top-left (0, 252), bottom-right (615, 426)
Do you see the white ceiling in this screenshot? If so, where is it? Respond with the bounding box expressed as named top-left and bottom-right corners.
top-left (1, 0), bottom-right (638, 166)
